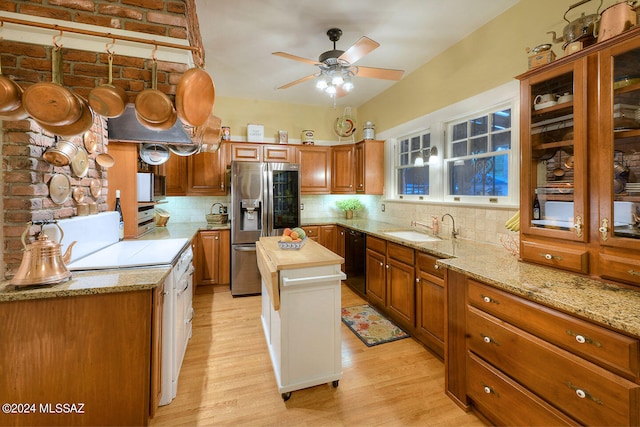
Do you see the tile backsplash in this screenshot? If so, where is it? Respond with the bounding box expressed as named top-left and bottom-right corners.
top-left (160, 195), bottom-right (517, 246)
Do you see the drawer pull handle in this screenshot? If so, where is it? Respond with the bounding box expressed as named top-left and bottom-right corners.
top-left (566, 330), bottom-right (602, 348)
top-left (481, 383), bottom-right (499, 397)
top-left (573, 215), bottom-right (583, 238)
top-left (541, 253), bottom-right (562, 261)
top-left (629, 270), bottom-right (640, 277)
top-left (566, 382), bottom-right (602, 405)
top-left (480, 294), bottom-right (499, 304)
top-left (434, 264), bottom-right (440, 270)
top-left (481, 333), bottom-right (499, 346)
top-left (599, 218), bottom-right (609, 241)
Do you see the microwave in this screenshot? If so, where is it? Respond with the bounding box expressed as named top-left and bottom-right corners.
top-left (137, 172), bottom-right (166, 202)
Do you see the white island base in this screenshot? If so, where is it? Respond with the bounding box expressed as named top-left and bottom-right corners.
top-left (258, 237), bottom-right (345, 401)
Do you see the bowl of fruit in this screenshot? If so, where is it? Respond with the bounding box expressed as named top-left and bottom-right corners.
top-left (278, 227), bottom-right (307, 250)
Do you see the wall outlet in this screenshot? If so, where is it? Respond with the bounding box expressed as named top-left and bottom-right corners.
top-left (381, 203), bottom-right (385, 212)
top-left (300, 203), bottom-right (304, 210)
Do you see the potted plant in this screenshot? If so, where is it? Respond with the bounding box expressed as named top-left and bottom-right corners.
top-left (336, 198), bottom-right (362, 219)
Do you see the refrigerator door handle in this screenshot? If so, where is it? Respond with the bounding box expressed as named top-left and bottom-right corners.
top-left (233, 246), bottom-right (257, 252)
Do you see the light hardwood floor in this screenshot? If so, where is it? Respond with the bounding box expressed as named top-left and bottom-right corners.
top-left (150, 284), bottom-right (486, 426)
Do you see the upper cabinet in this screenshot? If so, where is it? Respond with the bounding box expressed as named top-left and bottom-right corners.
top-left (165, 143), bottom-right (229, 196)
top-left (355, 140), bottom-right (384, 195)
top-left (295, 145), bottom-right (331, 194)
top-left (518, 28), bottom-right (640, 286)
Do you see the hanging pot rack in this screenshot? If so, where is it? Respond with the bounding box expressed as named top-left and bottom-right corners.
top-left (0, 13), bottom-right (199, 64)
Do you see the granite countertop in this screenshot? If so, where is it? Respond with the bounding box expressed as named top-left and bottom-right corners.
top-left (305, 218), bottom-right (640, 337)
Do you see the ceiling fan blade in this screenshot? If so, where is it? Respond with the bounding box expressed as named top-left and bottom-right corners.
top-left (356, 66), bottom-right (404, 81)
top-left (338, 36), bottom-right (380, 64)
top-left (277, 74), bottom-right (317, 90)
top-left (272, 51), bottom-right (319, 65)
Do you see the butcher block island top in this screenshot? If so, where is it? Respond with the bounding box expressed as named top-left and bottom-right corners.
top-left (256, 236), bottom-right (344, 311)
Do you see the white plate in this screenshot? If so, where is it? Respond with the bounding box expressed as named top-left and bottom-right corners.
top-left (534, 100), bottom-right (558, 110)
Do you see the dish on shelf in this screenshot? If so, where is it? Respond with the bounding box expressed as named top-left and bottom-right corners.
top-left (534, 100), bottom-right (558, 110)
top-left (614, 76), bottom-right (640, 90)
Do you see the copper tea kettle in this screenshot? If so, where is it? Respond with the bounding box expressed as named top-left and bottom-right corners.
top-left (11, 221), bottom-right (77, 287)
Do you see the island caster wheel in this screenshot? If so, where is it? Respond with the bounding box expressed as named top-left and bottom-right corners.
top-left (332, 380), bottom-right (339, 388)
top-left (282, 392), bottom-right (292, 401)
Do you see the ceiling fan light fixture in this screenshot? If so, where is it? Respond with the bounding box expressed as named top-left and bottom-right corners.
top-left (331, 74), bottom-right (344, 86)
top-left (326, 85), bottom-right (337, 95)
top-left (316, 78), bottom-right (328, 90)
top-left (342, 79), bottom-right (354, 92)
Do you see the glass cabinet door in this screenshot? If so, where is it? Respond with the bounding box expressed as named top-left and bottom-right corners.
top-left (521, 59), bottom-right (588, 242)
top-left (598, 40), bottom-right (640, 249)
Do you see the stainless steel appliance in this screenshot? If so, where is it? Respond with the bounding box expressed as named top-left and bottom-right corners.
top-left (230, 161), bottom-right (301, 296)
top-left (344, 229), bottom-right (366, 297)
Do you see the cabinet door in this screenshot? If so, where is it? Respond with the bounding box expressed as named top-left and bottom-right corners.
top-left (264, 145), bottom-right (292, 162)
top-left (197, 230), bottom-right (228, 285)
top-left (107, 142), bottom-right (139, 239)
top-left (301, 225), bottom-right (319, 242)
top-left (365, 248), bottom-right (386, 307)
top-left (520, 58), bottom-right (588, 244)
top-left (356, 140), bottom-right (384, 195)
top-left (596, 37), bottom-right (640, 285)
top-left (164, 154), bottom-right (187, 196)
top-left (150, 281), bottom-right (164, 417)
top-left (336, 226), bottom-right (346, 273)
top-left (331, 145), bottom-right (355, 193)
top-left (187, 149), bottom-right (226, 196)
top-left (318, 225), bottom-right (337, 253)
top-left (416, 252), bottom-right (445, 358)
top-left (295, 146), bottom-right (331, 194)
top-left (231, 143), bottom-right (261, 162)
top-left (386, 243), bottom-right (415, 329)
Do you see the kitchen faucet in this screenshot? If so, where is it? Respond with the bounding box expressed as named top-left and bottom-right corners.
top-left (441, 213), bottom-right (459, 239)
top-left (411, 216), bottom-right (439, 236)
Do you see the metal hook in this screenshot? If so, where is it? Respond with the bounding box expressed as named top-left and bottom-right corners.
top-left (52, 29), bottom-right (63, 48)
top-left (105, 38), bottom-right (116, 55)
top-left (151, 43), bottom-right (158, 61)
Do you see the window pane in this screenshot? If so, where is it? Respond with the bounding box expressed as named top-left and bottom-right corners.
top-left (492, 109), bottom-right (511, 131)
top-left (492, 131), bottom-right (511, 151)
top-left (400, 139), bottom-right (409, 153)
top-left (422, 134), bottom-right (431, 146)
top-left (452, 123), bottom-right (467, 141)
top-left (397, 166), bottom-right (429, 195)
top-left (452, 141), bottom-right (467, 157)
top-left (470, 136), bottom-right (488, 154)
top-left (411, 136), bottom-right (421, 151)
top-left (448, 154), bottom-right (508, 196)
top-left (400, 152), bottom-right (409, 166)
top-left (470, 116), bottom-right (487, 136)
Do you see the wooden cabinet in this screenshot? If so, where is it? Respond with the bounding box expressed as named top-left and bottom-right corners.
top-left (365, 236), bottom-right (415, 331)
top-left (230, 142), bottom-right (293, 163)
top-left (415, 252), bottom-right (445, 358)
top-left (446, 269), bottom-right (640, 426)
top-left (107, 142), bottom-right (139, 239)
top-left (300, 225), bottom-right (336, 252)
top-left (336, 226), bottom-right (346, 272)
top-left (165, 144), bottom-right (229, 196)
top-left (295, 145), bottom-right (331, 194)
top-left (331, 145), bottom-right (355, 193)
top-left (195, 229), bottom-right (230, 287)
top-left (150, 280), bottom-right (164, 417)
top-left (517, 27), bottom-right (640, 285)
top-left (355, 140), bottom-right (384, 195)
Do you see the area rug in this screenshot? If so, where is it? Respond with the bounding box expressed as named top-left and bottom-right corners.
top-left (341, 304), bottom-right (410, 347)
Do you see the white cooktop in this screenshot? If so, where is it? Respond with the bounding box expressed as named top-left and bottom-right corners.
top-left (67, 238), bottom-right (189, 271)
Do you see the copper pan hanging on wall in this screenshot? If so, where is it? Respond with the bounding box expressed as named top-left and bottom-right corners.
top-left (88, 49), bottom-right (127, 118)
top-left (175, 67), bottom-right (215, 127)
top-left (134, 58), bottom-right (176, 129)
top-left (0, 54), bottom-right (24, 114)
top-left (38, 92), bottom-right (93, 138)
top-left (22, 46), bottom-right (83, 127)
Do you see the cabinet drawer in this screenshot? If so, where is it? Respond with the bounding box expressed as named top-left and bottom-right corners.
top-left (467, 352), bottom-right (576, 426)
top-left (301, 226), bottom-right (319, 240)
top-left (263, 145), bottom-right (291, 162)
top-left (387, 242), bottom-right (414, 265)
top-left (231, 144), bottom-right (260, 161)
top-left (417, 252), bottom-right (444, 279)
top-left (467, 280), bottom-right (640, 379)
top-left (367, 235), bottom-right (386, 253)
top-left (521, 240), bottom-right (589, 274)
top-left (467, 306), bottom-right (640, 427)
top-left (598, 252), bottom-right (640, 286)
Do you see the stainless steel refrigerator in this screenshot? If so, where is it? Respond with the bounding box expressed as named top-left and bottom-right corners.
top-left (230, 161), bottom-right (301, 296)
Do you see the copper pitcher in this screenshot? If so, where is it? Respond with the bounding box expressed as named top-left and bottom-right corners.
top-left (11, 221), bottom-right (77, 287)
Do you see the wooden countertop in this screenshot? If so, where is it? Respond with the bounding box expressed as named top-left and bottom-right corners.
top-left (256, 236), bottom-right (344, 311)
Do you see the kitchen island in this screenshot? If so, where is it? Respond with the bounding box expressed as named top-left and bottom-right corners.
top-left (257, 236), bottom-right (345, 401)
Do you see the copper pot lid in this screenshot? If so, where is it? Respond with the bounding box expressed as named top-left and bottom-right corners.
top-left (71, 146), bottom-right (89, 177)
top-left (72, 186), bottom-right (85, 203)
top-left (49, 173), bottom-right (71, 205)
top-left (83, 130), bottom-right (97, 153)
top-left (90, 178), bottom-right (102, 198)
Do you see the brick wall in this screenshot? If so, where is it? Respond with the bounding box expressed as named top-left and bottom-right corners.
top-left (0, 1), bottom-right (202, 279)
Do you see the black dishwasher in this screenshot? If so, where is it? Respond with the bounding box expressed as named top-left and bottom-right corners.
top-left (344, 229), bottom-right (366, 297)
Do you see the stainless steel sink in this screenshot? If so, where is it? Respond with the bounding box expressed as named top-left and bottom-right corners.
top-left (380, 230), bottom-right (441, 242)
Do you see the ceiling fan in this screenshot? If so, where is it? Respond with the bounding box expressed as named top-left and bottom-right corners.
top-left (273, 28), bottom-right (404, 98)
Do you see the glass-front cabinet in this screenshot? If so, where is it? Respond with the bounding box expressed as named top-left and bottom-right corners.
top-left (597, 37), bottom-right (640, 285)
top-left (519, 59), bottom-right (590, 274)
top-left (518, 27), bottom-right (640, 285)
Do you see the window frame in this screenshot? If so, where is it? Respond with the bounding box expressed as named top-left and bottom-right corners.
top-left (394, 129), bottom-right (433, 198)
